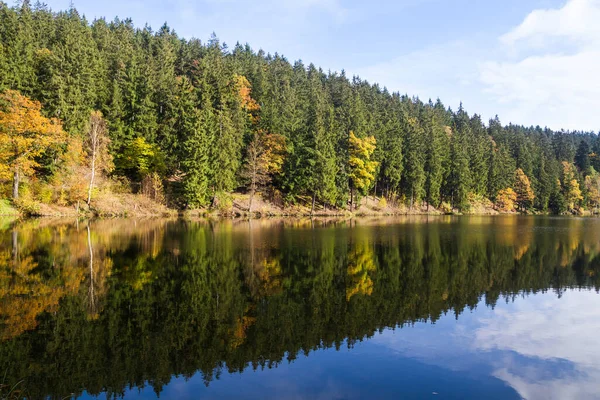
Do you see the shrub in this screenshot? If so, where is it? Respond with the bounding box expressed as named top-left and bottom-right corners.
top-left (37, 184), bottom-right (53, 204)
top-left (440, 202), bottom-right (453, 214)
top-left (214, 192), bottom-right (233, 214)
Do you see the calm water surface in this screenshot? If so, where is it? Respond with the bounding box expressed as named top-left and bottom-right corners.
top-left (0, 216), bottom-right (599, 400)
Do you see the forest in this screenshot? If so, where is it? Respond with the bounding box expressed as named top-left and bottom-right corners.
top-left (1, 1), bottom-right (599, 215)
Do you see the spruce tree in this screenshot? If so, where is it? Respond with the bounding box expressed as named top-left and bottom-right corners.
top-left (575, 140), bottom-right (591, 174)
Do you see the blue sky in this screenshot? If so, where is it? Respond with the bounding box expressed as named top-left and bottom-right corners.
top-left (42, 0), bottom-right (598, 131)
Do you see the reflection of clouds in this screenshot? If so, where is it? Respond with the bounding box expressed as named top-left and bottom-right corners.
top-left (372, 290), bottom-right (600, 400)
top-left (371, 314), bottom-right (500, 374)
top-left (474, 290), bottom-right (600, 400)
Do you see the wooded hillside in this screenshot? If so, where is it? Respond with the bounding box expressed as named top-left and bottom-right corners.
top-left (1, 2), bottom-right (599, 214)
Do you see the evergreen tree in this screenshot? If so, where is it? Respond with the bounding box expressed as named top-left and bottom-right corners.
top-left (179, 76), bottom-right (210, 207)
top-left (401, 113), bottom-right (425, 208)
top-left (575, 140), bottom-right (591, 174)
top-left (423, 106), bottom-right (446, 208)
top-left (446, 105), bottom-right (471, 210)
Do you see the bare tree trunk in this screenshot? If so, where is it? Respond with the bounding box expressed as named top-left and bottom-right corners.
top-left (249, 161), bottom-right (257, 213)
top-left (374, 178), bottom-right (377, 198)
top-left (12, 168), bottom-right (19, 200)
top-left (248, 187), bottom-right (254, 214)
top-left (87, 223), bottom-right (95, 314)
top-left (311, 192), bottom-right (316, 216)
top-left (87, 137), bottom-right (97, 205)
top-left (12, 229), bottom-right (18, 265)
top-left (87, 155), bottom-right (95, 205)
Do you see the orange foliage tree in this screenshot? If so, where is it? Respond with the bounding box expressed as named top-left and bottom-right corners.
top-left (562, 161), bottom-right (583, 211)
top-left (0, 90), bottom-right (65, 200)
top-left (234, 74), bottom-right (260, 123)
top-left (496, 187), bottom-right (517, 212)
top-left (514, 168), bottom-right (535, 211)
top-left (241, 131), bottom-right (286, 212)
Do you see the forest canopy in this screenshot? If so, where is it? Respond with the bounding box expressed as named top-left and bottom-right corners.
top-left (0, 1), bottom-right (599, 214)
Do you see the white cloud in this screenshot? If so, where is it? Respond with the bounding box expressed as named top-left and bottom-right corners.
top-left (355, 0), bottom-right (600, 130)
top-left (480, 0), bottom-right (600, 131)
top-left (500, 0), bottom-right (600, 49)
top-left (480, 50), bottom-right (600, 129)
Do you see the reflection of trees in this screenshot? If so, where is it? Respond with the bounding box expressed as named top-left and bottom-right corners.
top-left (0, 217), bottom-right (600, 398)
top-left (0, 218), bottom-right (171, 339)
top-left (0, 228), bottom-right (85, 340)
top-left (346, 242), bottom-right (376, 301)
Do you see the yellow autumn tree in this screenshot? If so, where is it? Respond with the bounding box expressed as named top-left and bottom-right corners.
top-left (514, 168), bottom-right (534, 211)
top-left (49, 137), bottom-right (87, 205)
top-left (496, 187), bottom-right (517, 212)
top-left (234, 74), bottom-right (260, 124)
top-left (585, 169), bottom-right (600, 213)
top-left (562, 161), bottom-right (583, 211)
top-left (0, 90), bottom-right (65, 200)
top-left (349, 131), bottom-right (378, 210)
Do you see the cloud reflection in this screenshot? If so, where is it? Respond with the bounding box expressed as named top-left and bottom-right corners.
top-left (474, 290), bottom-right (600, 400)
top-left (373, 290), bottom-right (600, 400)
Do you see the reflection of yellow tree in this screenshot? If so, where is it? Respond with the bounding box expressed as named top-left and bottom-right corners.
top-left (495, 217), bottom-right (532, 260)
top-left (0, 219), bottom-right (169, 340)
top-left (0, 240), bottom-right (84, 340)
top-left (86, 223), bottom-right (114, 319)
top-left (244, 220), bottom-right (284, 299)
top-left (234, 253), bottom-right (282, 349)
top-left (246, 257), bottom-right (283, 299)
top-left (557, 218), bottom-right (584, 267)
top-left (229, 305), bottom-right (256, 350)
top-left (346, 243), bottom-right (377, 301)
top-left (514, 219), bottom-right (533, 261)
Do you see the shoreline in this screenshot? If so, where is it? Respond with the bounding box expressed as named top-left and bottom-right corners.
top-left (0, 193), bottom-right (595, 219)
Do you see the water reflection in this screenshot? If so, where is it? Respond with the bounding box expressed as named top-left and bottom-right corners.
top-left (476, 291), bottom-right (600, 400)
top-left (0, 216), bottom-right (598, 399)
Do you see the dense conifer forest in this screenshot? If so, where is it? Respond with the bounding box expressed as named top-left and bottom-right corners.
top-left (1, 1), bottom-right (599, 214)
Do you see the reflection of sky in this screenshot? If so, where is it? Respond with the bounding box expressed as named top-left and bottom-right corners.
top-left (82, 290), bottom-right (600, 400)
top-left (372, 289), bottom-right (600, 400)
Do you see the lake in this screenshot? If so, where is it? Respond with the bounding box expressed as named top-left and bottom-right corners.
top-left (0, 216), bottom-right (599, 400)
